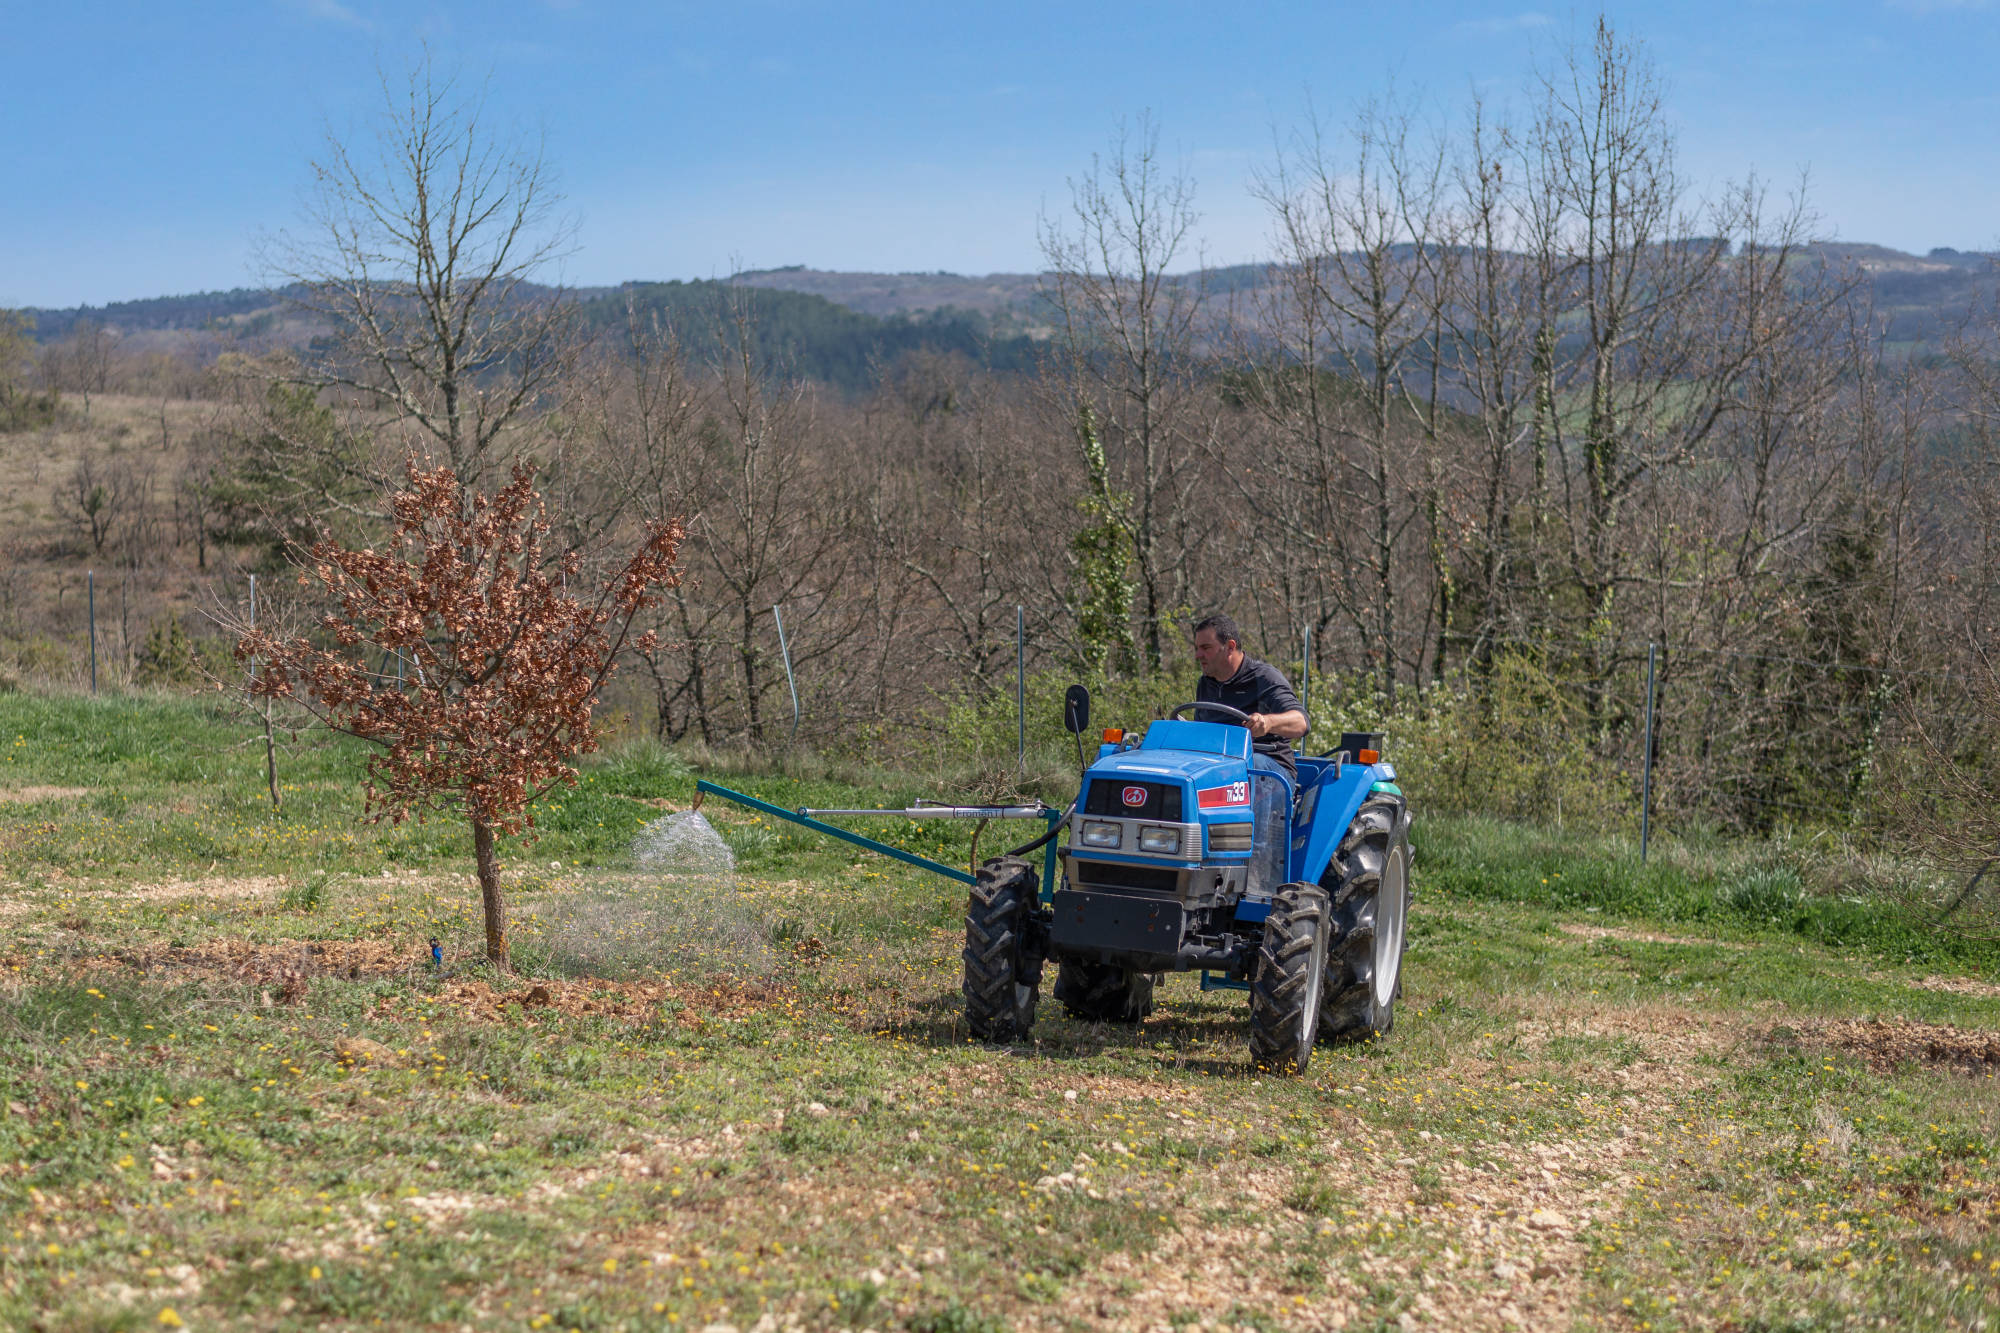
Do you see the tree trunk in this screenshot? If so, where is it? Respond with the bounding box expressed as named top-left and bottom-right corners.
top-left (261, 702), bottom-right (282, 811)
top-left (472, 819), bottom-right (509, 971)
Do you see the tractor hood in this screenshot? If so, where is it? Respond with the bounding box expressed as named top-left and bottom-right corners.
top-left (1085, 718), bottom-right (1255, 794)
top-left (1076, 718), bottom-right (1260, 831)
top-left (1085, 747), bottom-right (1246, 788)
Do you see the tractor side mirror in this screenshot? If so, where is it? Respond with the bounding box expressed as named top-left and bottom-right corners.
top-left (1062, 685), bottom-right (1092, 734)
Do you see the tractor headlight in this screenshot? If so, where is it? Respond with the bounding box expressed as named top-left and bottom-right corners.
top-left (1138, 826), bottom-right (1182, 855)
top-left (1207, 822), bottom-right (1253, 853)
top-left (1079, 820), bottom-right (1123, 849)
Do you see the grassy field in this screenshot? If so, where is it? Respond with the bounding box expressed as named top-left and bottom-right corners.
top-left (1, 692), bottom-right (1997, 1332)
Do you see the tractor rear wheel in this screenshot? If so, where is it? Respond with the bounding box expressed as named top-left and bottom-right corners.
top-left (1319, 795), bottom-right (1412, 1043)
top-left (1246, 883), bottom-right (1331, 1074)
top-left (1053, 958), bottom-right (1155, 1023)
top-left (962, 856), bottom-right (1043, 1041)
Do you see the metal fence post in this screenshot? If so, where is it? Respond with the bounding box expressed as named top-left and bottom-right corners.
top-left (1301, 624), bottom-right (1311, 717)
top-left (1640, 642), bottom-right (1656, 863)
top-left (87, 570), bottom-right (97, 694)
top-left (771, 604), bottom-right (800, 745)
top-left (1016, 605), bottom-right (1025, 769)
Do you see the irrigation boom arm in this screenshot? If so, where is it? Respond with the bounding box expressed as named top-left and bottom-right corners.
top-left (799, 803), bottom-right (1051, 819)
top-left (692, 780), bottom-right (1064, 888)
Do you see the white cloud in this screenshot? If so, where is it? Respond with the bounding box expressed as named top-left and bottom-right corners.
top-left (1451, 11), bottom-right (1552, 36)
top-left (285, 0), bottom-right (370, 29)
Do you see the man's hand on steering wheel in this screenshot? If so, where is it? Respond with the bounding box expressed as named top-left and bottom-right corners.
top-left (1169, 700), bottom-right (1262, 734)
top-left (1168, 699), bottom-right (1305, 744)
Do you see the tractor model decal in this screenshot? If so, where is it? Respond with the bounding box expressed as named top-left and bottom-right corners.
top-left (1197, 780), bottom-right (1251, 809)
top-left (1121, 785), bottom-right (1149, 807)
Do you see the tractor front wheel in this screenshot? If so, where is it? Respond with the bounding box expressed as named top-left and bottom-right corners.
top-left (1319, 794), bottom-right (1412, 1043)
top-left (1247, 883), bottom-right (1332, 1074)
top-left (962, 856), bottom-right (1043, 1041)
top-left (1054, 958), bottom-right (1155, 1023)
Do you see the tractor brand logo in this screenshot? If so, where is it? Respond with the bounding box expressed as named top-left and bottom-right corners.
top-left (1120, 785), bottom-right (1149, 808)
top-left (1197, 780), bottom-right (1251, 809)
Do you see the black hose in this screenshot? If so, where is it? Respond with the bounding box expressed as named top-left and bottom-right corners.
top-left (1003, 803), bottom-right (1074, 859)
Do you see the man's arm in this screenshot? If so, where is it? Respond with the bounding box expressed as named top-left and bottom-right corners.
top-left (1246, 666), bottom-right (1308, 741)
top-left (1246, 709), bottom-right (1308, 740)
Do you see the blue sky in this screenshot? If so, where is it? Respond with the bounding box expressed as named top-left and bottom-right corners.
top-left (3, 1), bottom-right (1996, 308)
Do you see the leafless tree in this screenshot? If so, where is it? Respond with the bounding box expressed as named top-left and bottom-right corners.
top-left (1040, 115), bottom-right (1214, 673)
top-left (1241, 98), bottom-right (1451, 698)
top-left (42, 319), bottom-right (115, 418)
top-left (0, 311), bottom-right (34, 410)
top-left (259, 52), bottom-right (578, 496)
top-left (604, 289), bottom-right (862, 746)
top-left (54, 451), bottom-right (142, 554)
top-left (1524, 19), bottom-right (1845, 727)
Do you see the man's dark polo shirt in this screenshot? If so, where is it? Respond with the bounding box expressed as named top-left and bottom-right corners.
top-left (1194, 656), bottom-right (1307, 777)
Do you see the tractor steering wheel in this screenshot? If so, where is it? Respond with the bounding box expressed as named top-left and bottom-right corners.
top-left (1169, 701), bottom-right (1253, 724)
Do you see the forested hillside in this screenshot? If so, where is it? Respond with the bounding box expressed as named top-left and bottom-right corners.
top-left (19, 242), bottom-right (1997, 379)
top-left (574, 280), bottom-right (1041, 389)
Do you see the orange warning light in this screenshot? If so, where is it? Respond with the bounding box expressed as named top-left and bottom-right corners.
top-left (1357, 748), bottom-right (1380, 764)
top-left (1102, 728), bottom-right (1125, 744)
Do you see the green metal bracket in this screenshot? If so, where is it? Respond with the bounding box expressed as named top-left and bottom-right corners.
top-left (1041, 807), bottom-right (1062, 906)
top-left (694, 780), bottom-right (977, 885)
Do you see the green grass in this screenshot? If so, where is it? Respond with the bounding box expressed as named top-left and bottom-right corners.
top-left (1, 690), bottom-right (1997, 1330)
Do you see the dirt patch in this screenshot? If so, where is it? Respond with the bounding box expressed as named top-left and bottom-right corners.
top-left (0, 780), bottom-right (92, 800)
top-left (1789, 1018), bottom-right (2000, 1076)
top-left (1905, 974), bottom-right (2000, 1000)
top-left (1050, 1129), bottom-right (1642, 1332)
top-left (86, 938), bottom-right (412, 985)
top-left (1512, 996), bottom-right (1738, 1070)
top-left (1557, 922), bottom-right (1749, 950)
top-left (0, 785), bottom-right (92, 804)
top-left (113, 876), bottom-right (291, 903)
top-left (436, 975), bottom-right (790, 1026)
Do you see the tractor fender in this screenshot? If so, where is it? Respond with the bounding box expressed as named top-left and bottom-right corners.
top-left (1288, 763), bottom-right (1400, 887)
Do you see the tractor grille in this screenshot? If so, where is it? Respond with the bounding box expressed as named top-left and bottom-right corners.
top-left (1083, 780), bottom-right (1183, 821)
top-left (1071, 860), bottom-right (1181, 895)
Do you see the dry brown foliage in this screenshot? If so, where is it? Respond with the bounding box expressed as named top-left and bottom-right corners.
top-left (241, 455), bottom-right (684, 966)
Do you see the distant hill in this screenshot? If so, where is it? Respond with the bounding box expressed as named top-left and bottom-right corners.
top-left (17, 242), bottom-right (1995, 387)
top-left (575, 280), bottom-right (1043, 389)
top-left (727, 266), bottom-right (1046, 326)
top-left (1808, 244), bottom-right (2000, 349)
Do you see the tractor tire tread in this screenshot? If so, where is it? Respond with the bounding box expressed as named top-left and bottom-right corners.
top-left (962, 856), bottom-right (1042, 1042)
top-left (1319, 795), bottom-right (1409, 1044)
top-left (1247, 883), bottom-right (1331, 1075)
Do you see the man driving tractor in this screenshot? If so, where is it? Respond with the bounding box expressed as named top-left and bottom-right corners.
top-left (1190, 614), bottom-right (1308, 780)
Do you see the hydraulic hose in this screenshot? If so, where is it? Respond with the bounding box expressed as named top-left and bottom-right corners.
top-left (1003, 803), bottom-right (1074, 859)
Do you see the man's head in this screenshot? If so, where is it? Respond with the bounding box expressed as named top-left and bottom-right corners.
top-left (1191, 613), bottom-right (1245, 682)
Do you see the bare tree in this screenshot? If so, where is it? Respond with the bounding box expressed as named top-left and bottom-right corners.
top-left (0, 311), bottom-right (34, 412)
top-left (880, 353), bottom-right (1039, 693)
top-left (1040, 115), bottom-right (1212, 673)
top-left (54, 451), bottom-right (142, 554)
top-left (1526, 19), bottom-right (1841, 728)
top-left (41, 319), bottom-right (115, 418)
top-left (605, 289), bottom-right (861, 746)
top-left (260, 53), bottom-right (578, 497)
top-left (597, 305), bottom-right (715, 742)
top-left (1241, 98), bottom-right (1450, 698)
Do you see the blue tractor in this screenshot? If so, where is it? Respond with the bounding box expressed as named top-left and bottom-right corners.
top-left (962, 690), bottom-right (1412, 1074)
